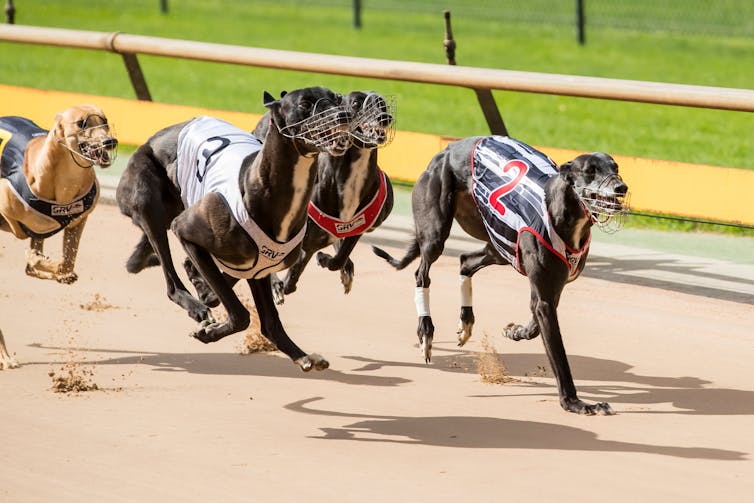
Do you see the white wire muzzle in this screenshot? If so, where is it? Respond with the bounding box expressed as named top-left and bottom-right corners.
top-left (275, 105), bottom-right (352, 156)
top-left (349, 93), bottom-right (396, 148)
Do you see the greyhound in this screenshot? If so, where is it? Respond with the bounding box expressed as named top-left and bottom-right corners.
top-left (116, 86), bottom-right (353, 371)
top-left (372, 135), bottom-right (629, 414)
top-left (0, 105), bottom-right (117, 369)
top-left (252, 91), bottom-right (395, 304)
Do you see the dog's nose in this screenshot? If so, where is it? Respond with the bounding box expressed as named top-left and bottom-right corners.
top-left (378, 113), bottom-right (393, 127)
top-left (104, 137), bottom-right (119, 149)
top-left (337, 108), bottom-right (354, 124)
top-left (614, 181), bottom-right (628, 195)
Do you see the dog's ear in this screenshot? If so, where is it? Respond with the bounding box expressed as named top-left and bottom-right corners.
top-left (263, 91), bottom-right (278, 108)
top-left (558, 160), bottom-right (575, 183)
top-left (280, 90), bottom-right (288, 99)
top-left (52, 112), bottom-right (66, 139)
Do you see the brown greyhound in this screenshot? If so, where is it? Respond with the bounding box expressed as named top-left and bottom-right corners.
top-left (0, 104), bottom-right (118, 369)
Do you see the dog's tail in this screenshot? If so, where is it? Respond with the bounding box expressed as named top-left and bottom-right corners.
top-left (371, 240), bottom-right (420, 270)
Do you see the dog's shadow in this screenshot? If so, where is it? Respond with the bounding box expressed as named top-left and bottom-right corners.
top-left (577, 253), bottom-right (753, 304)
top-left (345, 348), bottom-right (754, 416)
top-left (284, 397), bottom-right (745, 460)
top-left (29, 344), bottom-right (410, 388)
top-left (31, 342), bottom-right (754, 416)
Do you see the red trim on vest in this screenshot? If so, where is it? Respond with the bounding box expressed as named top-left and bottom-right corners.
top-left (307, 170), bottom-right (388, 238)
top-left (516, 226), bottom-right (590, 280)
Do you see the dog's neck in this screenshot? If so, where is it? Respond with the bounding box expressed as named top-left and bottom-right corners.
top-left (545, 175), bottom-right (592, 250)
top-left (23, 132), bottom-right (96, 203)
top-left (316, 147), bottom-right (379, 221)
top-left (243, 124), bottom-right (318, 242)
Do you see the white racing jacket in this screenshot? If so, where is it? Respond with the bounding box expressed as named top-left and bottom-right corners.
top-left (176, 116), bottom-right (306, 279)
top-left (470, 135), bottom-right (589, 280)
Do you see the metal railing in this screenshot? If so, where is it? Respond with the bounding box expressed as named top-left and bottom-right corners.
top-left (1, 24), bottom-right (753, 114)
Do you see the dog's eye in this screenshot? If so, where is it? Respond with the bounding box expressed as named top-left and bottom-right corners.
top-left (75, 119), bottom-right (87, 129)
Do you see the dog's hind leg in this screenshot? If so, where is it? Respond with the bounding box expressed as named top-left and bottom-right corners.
top-left (457, 244), bottom-right (506, 346)
top-left (0, 329), bottom-right (19, 370)
top-left (412, 187), bottom-right (457, 363)
top-left (137, 211), bottom-right (213, 323)
top-left (249, 276), bottom-right (329, 372)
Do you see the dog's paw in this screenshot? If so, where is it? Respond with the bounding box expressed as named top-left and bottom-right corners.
top-left (190, 318), bottom-right (219, 344)
top-left (295, 353), bottom-right (329, 372)
top-left (561, 398), bottom-right (615, 416)
top-left (55, 271), bottom-right (78, 285)
top-left (340, 268), bottom-right (353, 294)
top-left (315, 251), bottom-right (332, 268)
top-left (456, 320), bottom-right (473, 346)
top-left (0, 355), bottom-right (20, 370)
top-left (25, 264), bottom-right (57, 281)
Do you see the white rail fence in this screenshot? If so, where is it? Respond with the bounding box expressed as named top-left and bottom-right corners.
top-left (1, 24), bottom-right (753, 113)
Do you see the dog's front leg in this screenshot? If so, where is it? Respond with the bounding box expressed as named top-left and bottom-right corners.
top-left (316, 236), bottom-right (360, 293)
top-left (25, 238), bottom-right (59, 281)
top-left (503, 290), bottom-right (541, 341)
top-left (279, 248), bottom-right (315, 301)
top-left (528, 276), bottom-right (613, 416)
top-left (0, 329), bottom-right (19, 370)
top-left (56, 219), bottom-right (88, 284)
top-left (178, 240), bottom-right (247, 344)
top-left (248, 276), bottom-right (329, 372)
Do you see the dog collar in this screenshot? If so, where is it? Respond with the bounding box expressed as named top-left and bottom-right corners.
top-left (307, 170), bottom-right (388, 238)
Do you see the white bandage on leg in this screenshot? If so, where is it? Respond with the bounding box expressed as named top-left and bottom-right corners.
top-left (414, 287), bottom-right (430, 317)
top-left (459, 275), bottom-right (472, 307)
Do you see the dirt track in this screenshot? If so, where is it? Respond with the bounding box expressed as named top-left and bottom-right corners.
top-left (1, 203), bottom-right (752, 502)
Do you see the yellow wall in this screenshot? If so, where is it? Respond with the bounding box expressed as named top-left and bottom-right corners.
top-left (2, 84), bottom-right (752, 225)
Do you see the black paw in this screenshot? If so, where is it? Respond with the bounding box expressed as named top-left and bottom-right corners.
top-left (561, 398), bottom-right (615, 416)
top-left (316, 251), bottom-right (331, 268)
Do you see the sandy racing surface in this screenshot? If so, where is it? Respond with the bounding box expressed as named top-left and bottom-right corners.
top-left (1, 202), bottom-right (753, 502)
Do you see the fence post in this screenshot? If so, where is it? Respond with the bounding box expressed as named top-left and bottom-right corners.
top-left (576, 0), bottom-right (586, 45)
top-left (443, 10), bottom-right (508, 136)
top-left (353, 0), bottom-right (361, 29)
top-left (5, 0), bottom-right (15, 24)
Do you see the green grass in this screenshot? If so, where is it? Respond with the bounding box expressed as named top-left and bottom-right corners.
top-left (1, 0), bottom-right (752, 172)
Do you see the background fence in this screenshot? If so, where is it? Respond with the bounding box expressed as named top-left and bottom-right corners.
top-left (305, 0), bottom-right (754, 39)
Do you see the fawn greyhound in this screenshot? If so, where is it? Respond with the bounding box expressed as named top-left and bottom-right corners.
top-left (373, 135), bottom-right (629, 414)
top-left (0, 104), bottom-right (117, 369)
top-left (116, 86), bottom-right (353, 371)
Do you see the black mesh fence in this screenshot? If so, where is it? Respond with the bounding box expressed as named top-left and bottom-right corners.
top-left (294, 0), bottom-right (754, 39)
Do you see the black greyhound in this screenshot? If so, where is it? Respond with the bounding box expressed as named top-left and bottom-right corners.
top-left (252, 91), bottom-right (395, 304)
top-left (116, 86), bottom-right (353, 371)
top-left (373, 135), bottom-right (629, 414)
